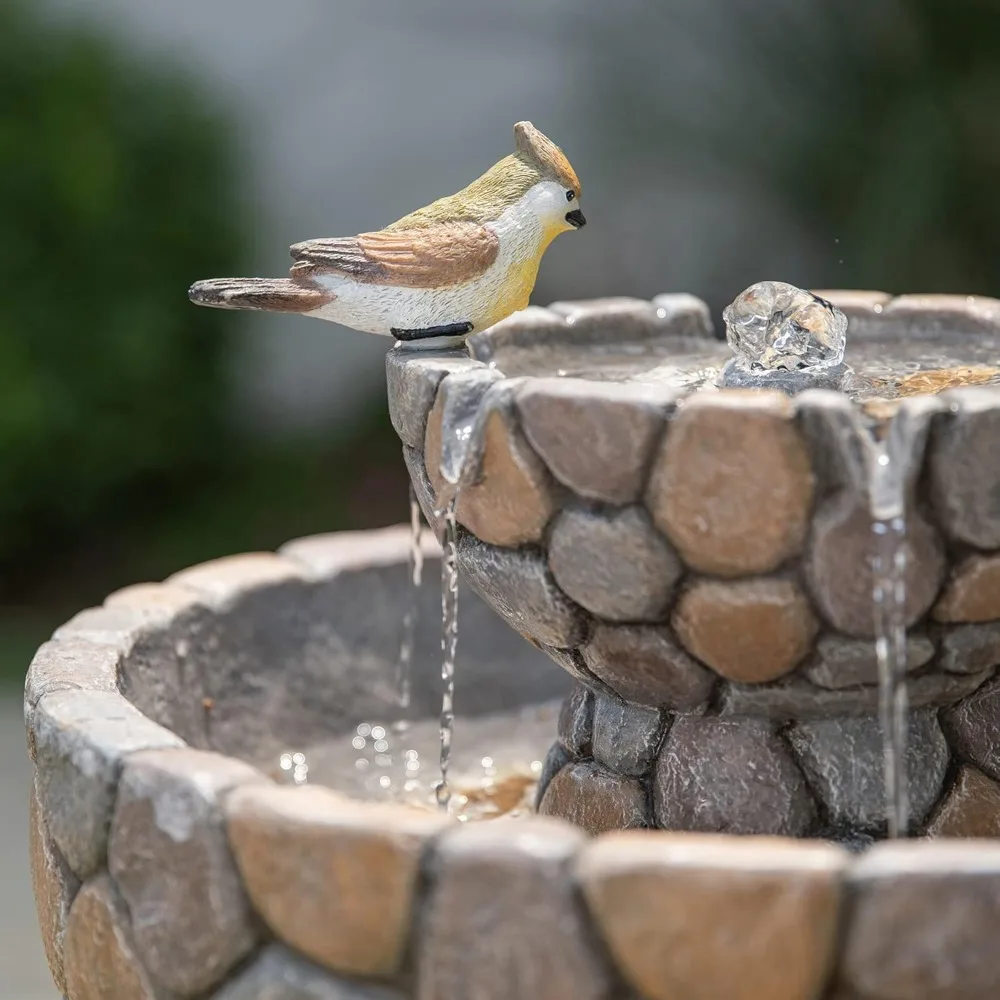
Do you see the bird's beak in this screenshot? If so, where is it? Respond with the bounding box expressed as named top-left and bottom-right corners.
top-left (565, 209), bottom-right (586, 229)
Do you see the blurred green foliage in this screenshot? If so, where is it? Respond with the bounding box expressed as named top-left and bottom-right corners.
top-left (0, 1), bottom-right (247, 573)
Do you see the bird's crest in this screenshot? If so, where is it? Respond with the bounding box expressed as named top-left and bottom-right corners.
top-left (513, 121), bottom-right (580, 193)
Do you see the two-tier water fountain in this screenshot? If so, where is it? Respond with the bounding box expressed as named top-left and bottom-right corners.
top-left (29, 286), bottom-right (1000, 1000)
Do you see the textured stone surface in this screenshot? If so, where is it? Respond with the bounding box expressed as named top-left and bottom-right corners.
top-left (647, 392), bottom-right (814, 577)
top-left (24, 639), bottom-right (120, 724)
top-left (806, 494), bottom-right (946, 637)
top-left (723, 669), bottom-right (992, 720)
top-left (401, 445), bottom-right (444, 539)
top-left (168, 551), bottom-right (304, 604)
top-left (29, 783), bottom-right (78, 995)
top-left (538, 761), bottom-right (648, 835)
top-left (804, 632), bottom-right (935, 689)
top-left (673, 577), bottom-right (818, 683)
top-left (795, 390), bottom-right (871, 497)
top-left (456, 533), bottom-right (588, 649)
top-left (582, 624), bottom-right (715, 710)
top-left (578, 833), bottom-right (846, 1000)
top-left (385, 348), bottom-right (481, 450)
top-left (934, 553), bottom-right (1000, 623)
top-left (212, 943), bottom-right (407, 1000)
top-left (558, 684), bottom-right (594, 757)
top-left (518, 379), bottom-right (669, 504)
top-left (654, 716), bottom-right (815, 835)
top-left (927, 766), bottom-right (1000, 838)
top-left (940, 621), bottom-right (1000, 675)
top-left (788, 710), bottom-right (949, 833)
top-left (928, 386), bottom-right (1000, 549)
top-left (942, 676), bottom-right (1000, 781)
top-left (109, 749), bottom-right (266, 996)
top-left (228, 783), bottom-right (450, 979)
top-left (591, 694), bottom-right (664, 777)
top-left (548, 505), bottom-right (681, 622)
top-left (417, 818), bottom-right (609, 1000)
top-left (31, 689), bottom-right (184, 878)
top-left (535, 742), bottom-right (572, 810)
top-left (63, 873), bottom-right (161, 1000)
top-left (842, 840), bottom-right (1000, 1000)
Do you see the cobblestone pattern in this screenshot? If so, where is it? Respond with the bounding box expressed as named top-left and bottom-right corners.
top-left (391, 293), bottom-right (1000, 839)
top-left (27, 516), bottom-right (1000, 999)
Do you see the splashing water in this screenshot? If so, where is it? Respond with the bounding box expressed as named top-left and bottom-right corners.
top-left (395, 484), bottom-right (424, 710)
top-left (436, 499), bottom-right (459, 811)
top-left (278, 751), bottom-right (309, 785)
top-left (870, 444), bottom-right (909, 838)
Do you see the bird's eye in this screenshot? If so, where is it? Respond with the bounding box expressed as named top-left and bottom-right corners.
top-left (565, 189), bottom-right (575, 202)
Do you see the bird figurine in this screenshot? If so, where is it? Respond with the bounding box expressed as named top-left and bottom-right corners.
top-left (188, 121), bottom-right (585, 349)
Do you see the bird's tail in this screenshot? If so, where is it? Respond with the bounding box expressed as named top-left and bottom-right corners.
top-left (188, 277), bottom-right (333, 313)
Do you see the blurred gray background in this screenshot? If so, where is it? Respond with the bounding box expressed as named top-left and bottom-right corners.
top-left (5, 0), bottom-right (999, 994)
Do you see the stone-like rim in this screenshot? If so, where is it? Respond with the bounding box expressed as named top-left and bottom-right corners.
top-left (25, 523), bottom-right (1000, 999)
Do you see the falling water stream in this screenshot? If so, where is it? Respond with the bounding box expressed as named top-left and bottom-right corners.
top-left (436, 499), bottom-right (460, 810)
top-left (395, 485), bottom-right (424, 711)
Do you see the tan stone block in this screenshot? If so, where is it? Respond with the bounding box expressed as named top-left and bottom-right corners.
top-left (227, 784), bottom-right (450, 979)
top-left (646, 392), bottom-right (814, 577)
top-left (934, 553), bottom-right (1000, 623)
top-left (673, 576), bottom-right (818, 683)
top-left (927, 766), bottom-right (1000, 838)
top-left (29, 783), bottom-right (79, 996)
top-left (63, 874), bottom-right (161, 1000)
top-left (578, 832), bottom-right (846, 1000)
top-left (538, 761), bottom-right (648, 835)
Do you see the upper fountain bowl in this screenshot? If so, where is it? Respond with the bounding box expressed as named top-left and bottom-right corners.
top-left (386, 291), bottom-right (1000, 841)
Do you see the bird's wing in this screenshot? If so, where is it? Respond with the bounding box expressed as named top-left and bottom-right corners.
top-left (289, 222), bottom-right (500, 289)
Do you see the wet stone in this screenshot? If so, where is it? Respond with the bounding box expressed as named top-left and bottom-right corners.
top-left (788, 710), bottom-right (949, 833)
top-left (806, 494), bottom-right (946, 638)
top-left (31, 690), bottom-right (184, 879)
top-left (29, 783), bottom-right (79, 996)
top-left (723, 669), bottom-right (993, 721)
top-left (647, 392), bottom-right (814, 577)
top-left (456, 534), bottom-right (588, 649)
top-left (534, 742), bottom-right (572, 810)
top-left (582, 623), bottom-right (715, 711)
top-left (227, 784), bottom-right (451, 980)
top-left (804, 632), bottom-right (935, 689)
top-left (653, 716), bottom-right (816, 835)
top-left (591, 693), bottom-right (665, 777)
top-left (795, 390), bottom-right (871, 497)
top-left (672, 576), bottom-right (818, 684)
top-left (928, 386), bottom-right (1000, 549)
top-left (417, 818), bottom-right (610, 1000)
top-left (385, 348), bottom-right (482, 450)
top-left (942, 675), bottom-right (1000, 782)
top-left (842, 840), bottom-right (1000, 1000)
top-left (63, 873), bottom-right (161, 1000)
top-left (212, 943), bottom-right (407, 1000)
top-left (939, 621), bottom-right (1000, 675)
top-left (109, 749), bottom-right (266, 996)
top-left (517, 378), bottom-right (670, 505)
top-left (578, 833), bottom-right (846, 1000)
top-left (402, 445), bottom-right (444, 539)
top-left (538, 761), bottom-right (648, 835)
top-left (558, 684), bottom-right (594, 757)
top-left (548, 505), bottom-right (682, 622)
top-left (934, 553), bottom-right (1000, 623)
top-left (927, 765), bottom-right (1000, 838)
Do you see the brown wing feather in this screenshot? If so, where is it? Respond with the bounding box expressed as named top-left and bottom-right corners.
top-left (290, 222), bottom-right (500, 289)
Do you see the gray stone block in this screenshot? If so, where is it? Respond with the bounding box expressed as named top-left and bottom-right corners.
top-left (212, 944), bottom-right (407, 1000)
top-left (653, 716), bottom-right (816, 836)
top-left (940, 622), bottom-right (1000, 675)
top-left (557, 684), bottom-right (594, 758)
top-left (456, 533), bottom-right (589, 649)
top-left (31, 690), bottom-right (184, 879)
top-left (591, 694), bottom-right (665, 778)
top-left (417, 818), bottom-right (610, 1000)
top-left (804, 632), bottom-right (935, 689)
top-left (942, 675), bottom-right (1000, 782)
top-left (788, 710), bottom-right (949, 833)
top-left (535, 742), bottom-right (572, 811)
top-left (582, 624), bottom-right (715, 711)
top-left (548, 505), bottom-right (682, 622)
top-left (109, 748), bottom-right (266, 996)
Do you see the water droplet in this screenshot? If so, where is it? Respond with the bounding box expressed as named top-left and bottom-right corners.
top-left (373, 739), bottom-right (389, 753)
top-left (352, 736), bottom-right (366, 750)
top-left (530, 760), bottom-right (543, 773)
top-left (481, 756), bottom-right (494, 768)
top-left (355, 758), bottom-right (370, 770)
top-left (279, 754), bottom-right (293, 771)
top-left (379, 775), bottom-right (392, 789)
top-left (292, 753), bottom-right (305, 765)
top-left (371, 726), bottom-right (386, 740)
top-left (357, 723), bottom-right (372, 737)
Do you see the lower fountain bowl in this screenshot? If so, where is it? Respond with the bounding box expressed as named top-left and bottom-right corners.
top-left (25, 526), bottom-right (1000, 1000)
top-left (388, 293), bottom-right (1000, 844)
